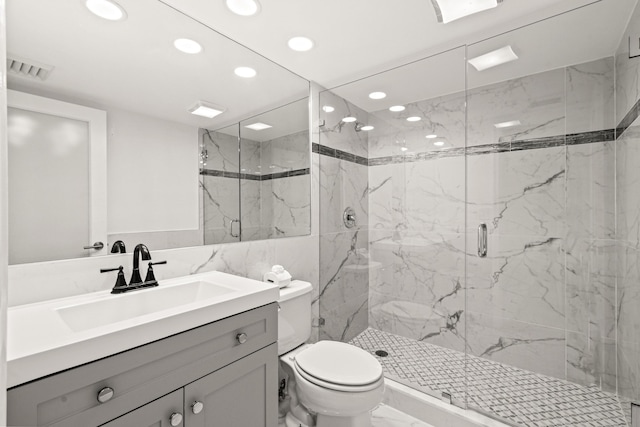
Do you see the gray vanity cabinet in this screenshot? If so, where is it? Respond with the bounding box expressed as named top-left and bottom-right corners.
top-left (185, 344), bottom-right (277, 426)
top-left (100, 389), bottom-right (184, 427)
top-left (7, 303), bottom-right (278, 427)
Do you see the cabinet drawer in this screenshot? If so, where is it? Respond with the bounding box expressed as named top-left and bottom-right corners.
top-left (8, 303), bottom-right (277, 427)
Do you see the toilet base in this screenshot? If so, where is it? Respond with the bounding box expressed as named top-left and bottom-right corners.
top-left (285, 411), bottom-right (311, 427)
top-left (316, 412), bottom-right (372, 427)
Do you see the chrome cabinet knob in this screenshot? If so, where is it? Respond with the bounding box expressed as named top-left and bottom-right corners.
top-left (236, 332), bottom-right (248, 344)
top-left (97, 387), bottom-right (114, 403)
top-left (169, 412), bottom-right (183, 426)
top-left (191, 400), bottom-right (204, 414)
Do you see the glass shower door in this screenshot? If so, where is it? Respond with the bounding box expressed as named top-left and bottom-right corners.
top-left (317, 47), bottom-right (468, 408)
top-left (465, 5), bottom-right (623, 425)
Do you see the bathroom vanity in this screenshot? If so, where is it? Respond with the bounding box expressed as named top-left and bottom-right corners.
top-left (6, 272), bottom-right (279, 427)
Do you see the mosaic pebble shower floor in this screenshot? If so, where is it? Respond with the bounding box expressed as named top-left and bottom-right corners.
top-left (350, 328), bottom-right (628, 427)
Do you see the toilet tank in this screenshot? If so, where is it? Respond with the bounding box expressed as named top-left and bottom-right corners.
top-left (278, 280), bottom-right (312, 355)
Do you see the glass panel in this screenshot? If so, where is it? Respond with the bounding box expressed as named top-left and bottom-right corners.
top-left (8, 107), bottom-right (89, 264)
top-left (201, 124), bottom-right (241, 244)
top-left (466, 2), bottom-right (626, 424)
top-left (318, 47), bottom-right (467, 407)
top-left (239, 98), bottom-right (311, 242)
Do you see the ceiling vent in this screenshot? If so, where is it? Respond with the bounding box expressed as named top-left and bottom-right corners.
top-left (7, 55), bottom-right (54, 81)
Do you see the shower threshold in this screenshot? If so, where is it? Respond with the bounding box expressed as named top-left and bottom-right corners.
top-left (350, 328), bottom-right (628, 427)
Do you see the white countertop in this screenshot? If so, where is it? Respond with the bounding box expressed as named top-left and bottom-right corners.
top-left (7, 271), bottom-right (279, 388)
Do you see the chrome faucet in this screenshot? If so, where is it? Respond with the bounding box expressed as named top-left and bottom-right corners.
top-left (130, 243), bottom-right (152, 286)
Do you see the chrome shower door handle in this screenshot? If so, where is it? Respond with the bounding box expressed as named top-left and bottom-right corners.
top-left (230, 219), bottom-right (240, 238)
top-left (478, 223), bottom-right (487, 258)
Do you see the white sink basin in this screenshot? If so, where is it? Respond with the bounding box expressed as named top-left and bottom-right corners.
top-left (7, 271), bottom-right (279, 388)
top-left (56, 280), bottom-right (237, 332)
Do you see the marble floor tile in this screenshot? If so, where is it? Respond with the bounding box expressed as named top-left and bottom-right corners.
top-left (351, 328), bottom-right (628, 427)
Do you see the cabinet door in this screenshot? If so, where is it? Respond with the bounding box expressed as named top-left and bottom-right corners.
top-left (99, 389), bottom-right (184, 427)
top-left (185, 344), bottom-right (278, 427)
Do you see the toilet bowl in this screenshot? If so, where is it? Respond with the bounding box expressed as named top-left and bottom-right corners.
top-left (281, 342), bottom-right (384, 427)
top-left (278, 281), bottom-right (384, 427)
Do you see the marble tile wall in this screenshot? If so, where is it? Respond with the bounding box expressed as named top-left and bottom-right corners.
top-left (469, 58), bottom-right (615, 387)
top-left (359, 57), bottom-right (617, 393)
top-left (318, 90), bottom-right (370, 342)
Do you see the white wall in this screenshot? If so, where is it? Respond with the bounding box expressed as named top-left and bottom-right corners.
top-left (107, 108), bottom-right (199, 234)
top-left (0, 0), bottom-right (8, 422)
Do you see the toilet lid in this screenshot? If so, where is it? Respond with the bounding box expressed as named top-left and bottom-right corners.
top-left (294, 341), bottom-right (383, 387)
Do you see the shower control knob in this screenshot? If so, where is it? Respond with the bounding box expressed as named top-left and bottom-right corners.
top-left (236, 333), bottom-right (248, 344)
top-left (97, 387), bottom-right (114, 403)
top-left (169, 412), bottom-right (183, 426)
top-left (191, 401), bottom-right (204, 414)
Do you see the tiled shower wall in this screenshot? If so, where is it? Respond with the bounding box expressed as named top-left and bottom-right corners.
top-left (318, 90), bottom-right (370, 342)
top-left (465, 58), bottom-right (615, 388)
top-left (318, 56), bottom-right (620, 394)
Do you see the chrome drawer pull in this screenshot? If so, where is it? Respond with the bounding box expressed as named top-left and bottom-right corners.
top-left (236, 332), bottom-right (248, 344)
top-left (192, 400), bottom-right (204, 414)
top-left (170, 412), bottom-right (183, 426)
top-left (97, 387), bottom-right (114, 403)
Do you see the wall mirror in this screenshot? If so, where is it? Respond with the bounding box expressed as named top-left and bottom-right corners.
top-left (6, 0), bottom-right (310, 264)
top-left (202, 98), bottom-right (311, 244)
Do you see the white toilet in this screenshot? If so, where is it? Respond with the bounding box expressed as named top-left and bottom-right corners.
top-left (278, 280), bottom-right (385, 427)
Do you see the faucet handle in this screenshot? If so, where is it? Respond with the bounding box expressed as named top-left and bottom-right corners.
top-left (144, 261), bottom-right (167, 287)
top-left (100, 266), bottom-right (129, 294)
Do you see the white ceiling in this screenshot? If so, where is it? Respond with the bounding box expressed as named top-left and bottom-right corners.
top-left (6, 0), bottom-right (637, 136)
top-left (160, 0), bottom-right (634, 89)
top-left (6, 0), bottom-right (308, 131)
top-left (330, 0), bottom-right (636, 112)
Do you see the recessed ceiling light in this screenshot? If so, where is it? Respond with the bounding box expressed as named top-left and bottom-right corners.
top-left (389, 105), bottom-right (406, 112)
top-left (426, 134), bottom-right (438, 139)
top-left (342, 116), bottom-right (357, 123)
top-left (189, 101), bottom-right (225, 118)
top-left (468, 45), bottom-right (518, 71)
top-left (431, 0), bottom-right (503, 24)
top-left (174, 38), bottom-right (203, 54)
top-left (234, 66), bottom-right (257, 78)
top-left (369, 92), bottom-right (386, 100)
top-left (226, 0), bottom-right (261, 16)
top-left (361, 125), bottom-right (374, 131)
top-left (85, 0), bottom-right (126, 21)
top-left (406, 116), bottom-right (421, 122)
top-left (245, 122), bottom-right (272, 131)
top-left (288, 37), bottom-right (314, 52)
top-left (494, 120), bottom-right (521, 128)
top-left (433, 141), bottom-right (445, 147)
top-left (322, 106), bottom-right (335, 113)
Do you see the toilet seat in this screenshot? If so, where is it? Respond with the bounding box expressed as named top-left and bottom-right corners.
top-left (293, 341), bottom-right (383, 392)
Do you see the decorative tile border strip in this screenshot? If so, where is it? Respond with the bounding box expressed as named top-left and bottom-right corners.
top-left (200, 167), bottom-right (309, 181)
top-left (312, 142), bottom-right (368, 165)
top-left (315, 129), bottom-right (617, 167)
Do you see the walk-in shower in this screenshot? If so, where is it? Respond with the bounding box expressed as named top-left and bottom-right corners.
top-left (317, 1), bottom-right (638, 425)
